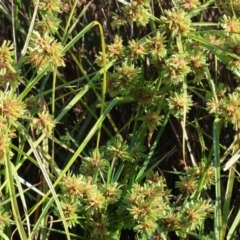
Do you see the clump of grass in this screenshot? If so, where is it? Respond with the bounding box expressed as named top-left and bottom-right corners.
top-left (0, 0), bottom-right (240, 239)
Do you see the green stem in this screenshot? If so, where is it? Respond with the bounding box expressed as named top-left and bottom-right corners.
top-left (62, 0), bottom-right (79, 45)
top-left (213, 117), bottom-right (223, 240)
top-left (51, 69), bottom-right (56, 172)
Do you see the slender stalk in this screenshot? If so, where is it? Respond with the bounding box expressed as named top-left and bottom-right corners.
top-left (213, 118), bottom-right (223, 240)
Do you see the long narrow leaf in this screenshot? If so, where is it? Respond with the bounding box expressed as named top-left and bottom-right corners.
top-left (213, 118), bottom-right (223, 240)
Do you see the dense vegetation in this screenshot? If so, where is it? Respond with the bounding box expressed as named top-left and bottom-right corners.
top-left (0, 0), bottom-right (240, 239)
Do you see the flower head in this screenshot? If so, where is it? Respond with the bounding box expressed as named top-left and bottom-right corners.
top-left (0, 90), bottom-right (26, 122)
top-left (175, 175), bottom-right (197, 194)
top-left (60, 173), bottom-right (86, 200)
top-left (129, 143), bottom-right (146, 162)
top-left (35, 15), bottom-right (61, 34)
top-left (89, 216), bottom-right (110, 240)
top-left (101, 183), bottom-right (122, 204)
top-left (221, 15), bottom-right (240, 33)
top-left (103, 134), bottom-right (131, 162)
top-left (81, 149), bottom-right (108, 176)
top-left (131, 83), bottom-right (159, 105)
top-left (95, 51), bottom-right (110, 67)
top-left (139, 112), bottom-right (164, 130)
top-left (111, 13), bottom-right (127, 29)
top-left (163, 53), bottom-right (190, 85)
top-left (0, 41), bottom-right (15, 76)
top-left (123, 2), bottom-right (149, 26)
top-left (32, 111), bottom-right (55, 135)
top-left (160, 8), bottom-right (192, 36)
top-left (0, 134), bottom-right (9, 165)
top-left (167, 92), bottom-right (193, 119)
top-left (0, 69), bottom-right (20, 89)
top-left (0, 208), bottom-right (11, 231)
top-left (180, 199), bottom-right (213, 231)
top-left (179, 0), bottom-right (200, 11)
top-left (37, 0), bottom-right (62, 14)
top-left (218, 0), bottom-right (240, 15)
top-left (206, 97), bottom-right (220, 114)
top-left (146, 32), bottom-right (167, 60)
top-left (54, 201), bottom-right (79, 228)
top-left (134, 219), bottom-right (158, 237)
top-left (107, 63), bottom-right (140, 96)
top-left (107, 35), bottom-right (124, 60)
top-left (26, 31), bottom-right (65, 72)
top-left (126, 40), bottom-right (146, 61)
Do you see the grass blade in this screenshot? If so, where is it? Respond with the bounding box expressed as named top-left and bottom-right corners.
top-left (213, 118), bottom-right (223, 240)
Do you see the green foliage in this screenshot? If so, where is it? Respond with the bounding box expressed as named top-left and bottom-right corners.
top-left (0, 0), bottom-right (240, 239)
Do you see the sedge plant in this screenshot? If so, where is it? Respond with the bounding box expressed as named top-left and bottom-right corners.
top-left (0, 0), bottom-right (240, 239)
